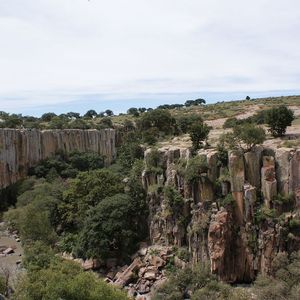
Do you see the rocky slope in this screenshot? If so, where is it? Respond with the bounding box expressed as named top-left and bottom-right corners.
top-left (142, 145), bottom-right (300, 283)
top-left (0, 128), bottom-right (116, 188)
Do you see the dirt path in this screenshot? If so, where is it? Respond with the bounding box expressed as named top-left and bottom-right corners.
top-left (0, 224), bottom-right (23, 286)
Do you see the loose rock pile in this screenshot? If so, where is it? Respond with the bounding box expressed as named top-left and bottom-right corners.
top-left (106, 245), bottom-right (181, 300)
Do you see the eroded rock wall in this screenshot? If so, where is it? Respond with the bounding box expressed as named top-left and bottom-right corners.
top-left (142, 145), bottom-right (300, 283)
top-left (0, 128), bottom-right (116, 188)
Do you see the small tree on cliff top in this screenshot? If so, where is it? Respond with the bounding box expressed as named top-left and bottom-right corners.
top-left (188, 122), bottom-right (210, 151)
top-left (221, 123), bottom-right (266, 152)
top-left (265, 105), bottom-right (295, 137)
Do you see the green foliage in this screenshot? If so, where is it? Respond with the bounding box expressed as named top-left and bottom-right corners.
top-left (216, 143), bottom-right (228, 167)
top-left (68, 118), bottom-right (91, 129)
top-left (117, 141), bottom-right (144, 172)
top-left (74, 193), bottom-right (146, 259)
top-left (221, 123), bottom-right (266, 151)
top-left (13, 259), bottom-right (128, 300)
top-left (184, 155), bottom-right (208, 184)
top-left (185, 98), bottom-right (206, 106)
top-left (84, 109), bottom-right (98, 118)
top-left (176, 114), bottom-right (203, 134)
top-left (23, 241), bottom-right (56, 271)
top-left (163, 187), bottom-right (186, 224)
top-left (255, 205), bottom-right (276, 223)
top-left (0, 275), bottom-right (6, 295)
top-left (68, 151), bottom-right (105, 171)
top-left (289, 218), bottom-right (300, 230)
top-left (4, 180), bottom-right (62, 245)
top-left (223, 117), bottom-right (240, 129)
top-left (153, 263), bottom-right (247, 300)
top-left (234, 123), bottom-right (266, 151)
top-left (265, 105), bottom-right (295, 137)
top-left (176, 247), bottom-right (190, 262)
top-left (188, 122), bottom-right (210, 151)
top-left (60, 169), bottom-right (123, 229)
top-left (30, 151), bottom-right (105, 179)
top-left (254, 251), bottom-right (300, 300)
top-left (220, 193), bottom-right (235, 208)
top-left (41, 112), bottom-right (57, 122)
top-left (138, 109), bottom-right (176, 136)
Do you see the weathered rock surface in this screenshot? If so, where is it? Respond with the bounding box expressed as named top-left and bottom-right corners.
top-left (0, 128), bottom-right (116, 188)
top-left (142, 145), bottom-right (300, 285)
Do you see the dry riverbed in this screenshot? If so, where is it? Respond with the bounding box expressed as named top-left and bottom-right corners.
top-left (0, 223), bottom-right (23, 286)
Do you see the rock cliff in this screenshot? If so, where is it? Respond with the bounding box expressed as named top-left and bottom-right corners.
top-left (0, 128), bottom-right (116, 188)
top-left (142, 145), bottom-right (300, 283)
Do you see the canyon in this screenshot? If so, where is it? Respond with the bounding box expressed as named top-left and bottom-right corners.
top-left (0, 128), bottom-right (116, 189)
top-left (142, 145), bottom-right (300, 283)
top-left (1, 127), bottom-right (300, 296)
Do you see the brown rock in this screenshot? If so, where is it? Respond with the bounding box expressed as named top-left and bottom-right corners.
top-left (3, 247), bottom-right (14, 255)
top-left (275, 148), bottom-right (293, 196)
top-left (244, 147), bottom-right (262, 188)
top-left (0, 129), bottom-right (116, 188)
top-left (229, 151), bottom-right (245, 192)
top-left (149, 256), bottom-right (165, 268)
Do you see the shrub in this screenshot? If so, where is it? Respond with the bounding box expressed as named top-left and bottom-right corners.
top-left (233, 123), bottom-right (266, 151)
top-left (188, 122), bottom-right (210, 151)
top-left (184, 156), bottom-right (208, 184)
top-left (265, 105), bottom-right (295, 137)
top-left (13, 259), bottom-right (128, 300)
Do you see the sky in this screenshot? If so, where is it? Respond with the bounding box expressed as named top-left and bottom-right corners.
top-left (0, 0), bottom-right (300, 116)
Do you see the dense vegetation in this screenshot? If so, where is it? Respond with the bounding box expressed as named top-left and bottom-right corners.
top-left (0, 96), bottom-right (299, 299)
top-left (1, 145), bottom-right (147, 299)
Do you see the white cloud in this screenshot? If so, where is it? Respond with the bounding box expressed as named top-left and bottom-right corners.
top-left (0, 0), bottom-right (299, 112)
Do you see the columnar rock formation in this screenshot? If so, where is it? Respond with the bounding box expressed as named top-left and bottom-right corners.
top-left (142, 145), bottom-right (300, 283)
top-left (0, 128), bottom-right (116, 188)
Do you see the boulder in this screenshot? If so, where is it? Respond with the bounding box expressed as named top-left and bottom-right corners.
top-left (3, 247), bottom-right (14, 255)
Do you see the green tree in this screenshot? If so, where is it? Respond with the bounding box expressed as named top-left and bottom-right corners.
top-left (188, 122), bottom-right (210, 151)
top-left (127, 107), bottom-right (139, 117)
top-left (265, 105), bottom-right (295, 137)
top-left (14, 259), bottom-right (128, 300)
top-left (105, 109), bottom-right (114, 116)
top-left (41, 112), bottom-right (57, 122)
top-left (75, 193), bottom-right (145, 259)
top-left (48, 116), bottom-right (67, 129)
top-left (68, 118), bottom-right (91, 129)
top-left (84, 109), bottom-right (98, 119)
top-left (221, 123), bottom-right (266, 152)
top-left (138, 109), bottom-right (176, 135)
top-left (60, 170), bottom-right (123, 229)
top-left (176, 114), bottom-right (203, 134)
top-left (233, 123), bottom-right (266, 151)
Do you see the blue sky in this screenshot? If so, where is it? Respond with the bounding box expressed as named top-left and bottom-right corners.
top-left (0, 0), bottom-right (300, 116)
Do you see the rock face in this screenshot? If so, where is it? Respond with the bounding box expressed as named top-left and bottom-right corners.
top-left (0, 128), bottom-right (116, 188)
top-left (142, 145), bottom-right (300, 283)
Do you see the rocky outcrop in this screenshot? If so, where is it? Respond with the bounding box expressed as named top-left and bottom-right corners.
top-left (142, 145), bottom-right (300, 284)
top-left (0, 128), bottom-right (116, 188)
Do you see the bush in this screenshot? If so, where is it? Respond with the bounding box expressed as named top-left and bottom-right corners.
top-left (153, 263), bottom-right (240, 300)
top-left (13, 259), bottom-right (128, 300)
top-left (223, 117), bottom-right (239, 129)
top-left (74, 193), bottom-right (146, 260)
top-left (233, 123), bottom-right (266, 151)
top-left (265, 105), bottom-right (295, 137)
top-left (184, 156), bottom-right (208, 184)
top-left (138, 109), bottom-right (176, 135)
top-left (220, 123), bottom-right (266, 151)
top-left (176, 114), bottom-right (203, 133)
top-left (188, 122), bottom-right (210, 151)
